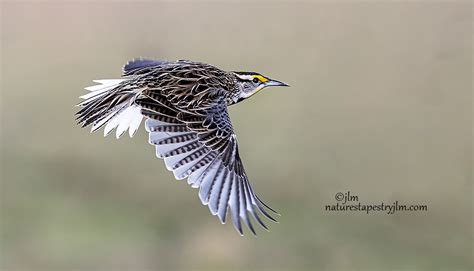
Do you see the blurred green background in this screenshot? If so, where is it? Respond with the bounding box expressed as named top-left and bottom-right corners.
top-left (1, 1), bottom-right (472, 270)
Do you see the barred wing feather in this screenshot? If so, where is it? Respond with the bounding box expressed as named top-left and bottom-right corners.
top-left (138, 95), bottom-right (278, 235)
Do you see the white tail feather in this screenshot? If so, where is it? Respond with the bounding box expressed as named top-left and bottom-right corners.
top-left (114, 106), bottom-right (143, 138)
top-left (81, 79), bottom-right (127, 101)
top-left (80, 79), bottom-right (143, 138)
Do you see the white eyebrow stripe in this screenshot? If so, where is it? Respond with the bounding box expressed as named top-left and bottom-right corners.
top-left (235, 74), bottom-right (254, 81)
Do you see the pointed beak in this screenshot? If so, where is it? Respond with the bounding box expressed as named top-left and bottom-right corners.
top-left (265, 79), bottom-right (290, 87)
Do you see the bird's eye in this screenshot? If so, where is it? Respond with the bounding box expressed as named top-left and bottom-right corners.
top-left (252, 78), bottom-right (260, 83)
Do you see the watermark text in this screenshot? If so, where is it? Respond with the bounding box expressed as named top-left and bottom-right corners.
top-left (326, 191), bottom-right (428, 215)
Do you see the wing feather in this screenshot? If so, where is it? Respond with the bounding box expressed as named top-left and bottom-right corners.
top-left (141, 94), bottom-right (277, 235)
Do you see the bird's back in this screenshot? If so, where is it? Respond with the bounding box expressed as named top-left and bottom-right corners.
top-left (124, 59), bottom-right (238, 108)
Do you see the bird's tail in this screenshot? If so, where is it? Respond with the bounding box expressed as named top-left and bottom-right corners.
top-left (75, 79), bottom-right (143, 138)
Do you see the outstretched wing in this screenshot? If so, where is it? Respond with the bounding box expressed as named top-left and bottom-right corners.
top-left (135, 92), bottom-right (278, 235)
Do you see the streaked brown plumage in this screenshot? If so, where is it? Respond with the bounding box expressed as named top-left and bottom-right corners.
top-left (76, 59), bottom-right (288, 235)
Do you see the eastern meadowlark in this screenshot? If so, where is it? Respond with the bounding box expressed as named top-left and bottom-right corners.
top-left (75, 59), bottom-right (289, 235)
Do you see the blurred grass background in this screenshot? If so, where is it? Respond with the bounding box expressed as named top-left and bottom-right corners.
top-left (1, 1), bottom-right (472, 270)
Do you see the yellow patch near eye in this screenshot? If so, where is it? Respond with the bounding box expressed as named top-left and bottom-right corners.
top-left (252, 75), bottom-right (268, 83)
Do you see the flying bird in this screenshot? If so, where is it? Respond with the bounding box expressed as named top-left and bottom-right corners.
top-left (75, 59), bottom-right (289, 235)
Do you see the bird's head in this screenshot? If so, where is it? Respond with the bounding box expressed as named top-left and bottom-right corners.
top-left (232, 71), bottom-right (289, 101)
